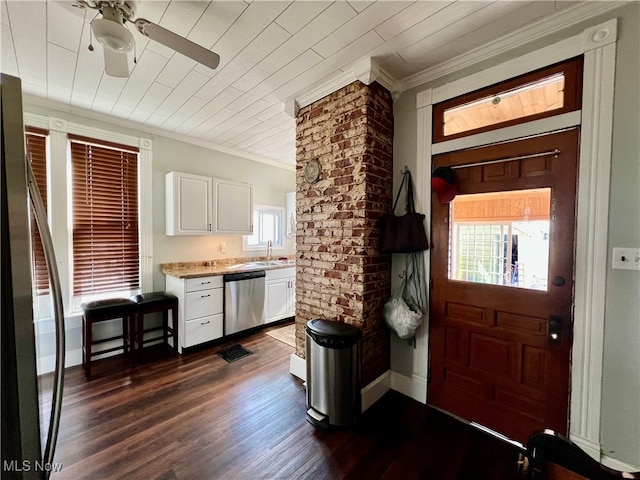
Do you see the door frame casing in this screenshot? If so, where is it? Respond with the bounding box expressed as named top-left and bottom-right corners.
top-left (411, 19), bottom-right (617, 460)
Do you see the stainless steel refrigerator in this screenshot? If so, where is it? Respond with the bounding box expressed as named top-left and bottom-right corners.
top-left (2, 73), bottom-right (66, 479)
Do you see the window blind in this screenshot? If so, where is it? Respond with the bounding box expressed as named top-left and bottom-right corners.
top-left (69, 134), bottom-right (140, 296)
top-left (25, 126), bottom-right (50, 295)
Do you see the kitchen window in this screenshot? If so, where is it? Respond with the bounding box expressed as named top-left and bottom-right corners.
top-left (243, 205), bottom-right (284, 251)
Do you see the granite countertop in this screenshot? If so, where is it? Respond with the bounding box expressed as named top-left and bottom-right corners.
top-left (161, 258), bottom-right (296, 279)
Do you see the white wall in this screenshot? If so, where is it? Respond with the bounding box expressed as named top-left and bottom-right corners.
top-left (599, 2), bottom-right (640, 467)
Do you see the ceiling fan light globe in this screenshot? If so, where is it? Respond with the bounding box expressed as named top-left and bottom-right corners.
top-left (92, 18), bottom-right (134, 53)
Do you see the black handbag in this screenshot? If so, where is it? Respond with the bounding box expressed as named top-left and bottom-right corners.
top-left (380, 170), bottom-right (429, 253)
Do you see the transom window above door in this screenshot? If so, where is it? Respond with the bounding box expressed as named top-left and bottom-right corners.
top-left (433, 57), bottom-right (583, 143)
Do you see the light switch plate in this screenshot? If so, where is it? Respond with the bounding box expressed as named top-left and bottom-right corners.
top-left (612, 247), bottom-right (640, 270)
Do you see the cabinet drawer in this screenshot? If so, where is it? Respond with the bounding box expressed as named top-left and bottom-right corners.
top-left (186, 288), bottom-right (223, 319)
top-left (184, 314), bottom-right (223, 348)
top-left (186, 275), bottom-right (223, 292)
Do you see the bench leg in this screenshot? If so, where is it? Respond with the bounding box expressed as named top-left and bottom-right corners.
top-left (123, 314), bottom-right (129, 356)
top-left (83, 315), bottom-right (92, 379)
top-left (171, 304), bottom-right (178, 355)
top-left (137, 312), bottom-right (144, 364)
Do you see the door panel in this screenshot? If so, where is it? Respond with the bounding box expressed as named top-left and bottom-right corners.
top-left (429, 129), bottom-right (579, 443)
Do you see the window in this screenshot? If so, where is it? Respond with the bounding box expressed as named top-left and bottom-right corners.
top-left (244, 205), bottom-right (284, 250)
top-left (433, 57), bottom-right (583, 142)
top-left (449, 189), bottom-right (551, 291)
top-left (69, 134), bottom-right (140, 297)
top-left (25, 126), bottom-right (49, 295)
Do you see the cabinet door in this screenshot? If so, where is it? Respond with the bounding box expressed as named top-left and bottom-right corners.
top-left (287, 276), bottom-right (296, 316)
top-left (166, 172), bottom-right (212, 235)
top-left (213, 179), bottom-right (253, 234)
top-left (266, 278), bottom-right (289, 323)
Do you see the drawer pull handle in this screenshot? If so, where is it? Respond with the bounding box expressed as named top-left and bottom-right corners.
top-left (201, 321), bottom-right (211, 325)
top-left (200, 294), bottom-right (211, 298)
top-left (201, 281), bottom-right (211, 285)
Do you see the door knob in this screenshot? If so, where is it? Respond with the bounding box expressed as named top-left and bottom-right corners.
top-left (549, 316), bottom-right (562, 344)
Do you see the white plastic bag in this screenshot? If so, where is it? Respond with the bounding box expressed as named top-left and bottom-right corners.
top-left (383, 252), bottom-right (427, 340)
top-left (383, 282), bottom-right (422, 340)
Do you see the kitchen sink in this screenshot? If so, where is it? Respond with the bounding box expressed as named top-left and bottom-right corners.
top-left (225, 259), bottom-right (295, 270)
top-left (246, 259), bottom-right (295, 267)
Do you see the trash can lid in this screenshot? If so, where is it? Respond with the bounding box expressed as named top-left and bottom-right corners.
top-left (306, 318), bottom-right (362, 340)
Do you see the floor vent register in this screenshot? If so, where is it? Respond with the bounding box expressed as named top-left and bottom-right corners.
top-left (217, 344), bottom-right (253, 363)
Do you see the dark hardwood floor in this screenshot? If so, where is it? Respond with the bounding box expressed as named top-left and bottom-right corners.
top-left (42, 324), bottom-right (524, 479)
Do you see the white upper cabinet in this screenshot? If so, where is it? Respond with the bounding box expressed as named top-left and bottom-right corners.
top-left (212, 178), bottom-right (253, 235)
top-left (165, 172), bottom-right (253, 236)
top-left (166, 172), bottom-right (212, 235)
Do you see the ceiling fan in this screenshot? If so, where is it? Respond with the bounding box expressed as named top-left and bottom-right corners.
top-left (72, 0), bottom-right (220, 78)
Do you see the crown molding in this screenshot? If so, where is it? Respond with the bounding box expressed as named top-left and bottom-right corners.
top-left (397, 1), bottom-right (627, 92)
top-left (288, 57), bottom-right (401, 116)
top-left (21, 94), bottom-right (295, 171)
top-left (287, 1), bottom-right (624, 114)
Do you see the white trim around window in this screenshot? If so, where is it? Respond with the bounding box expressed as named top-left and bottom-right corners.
top-left (23, 112), bottom-right (153, 317)
top-left (243, 204), bottom-right (285, 252)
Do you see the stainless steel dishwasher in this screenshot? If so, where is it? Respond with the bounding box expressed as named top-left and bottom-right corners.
top-left (224, 270), bottom-right (266, 335)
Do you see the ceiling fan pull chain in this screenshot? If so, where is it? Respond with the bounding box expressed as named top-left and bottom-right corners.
top-left (133, 36), bottom-right (137, 65)
top-left (87, 11), bottom-right (99, 51)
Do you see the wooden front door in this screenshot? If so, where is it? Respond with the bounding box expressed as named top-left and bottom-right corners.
top-left (428, 129), bottom-right (579, 443)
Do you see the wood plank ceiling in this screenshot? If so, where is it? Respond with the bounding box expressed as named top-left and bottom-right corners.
top-left (0, 1), bottom-right (596, 167)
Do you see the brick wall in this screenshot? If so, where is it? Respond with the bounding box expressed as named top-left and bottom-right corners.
top-left (294, 80), bottom-right (393, 386)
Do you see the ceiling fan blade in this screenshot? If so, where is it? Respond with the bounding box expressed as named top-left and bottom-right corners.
top-left (103, 49), bottom-right (129, 78)
top-left (134, 18), bottom-right (220, 70)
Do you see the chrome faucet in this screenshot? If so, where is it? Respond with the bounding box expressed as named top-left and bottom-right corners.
top-left (266, 240), bottom-right (273, 262)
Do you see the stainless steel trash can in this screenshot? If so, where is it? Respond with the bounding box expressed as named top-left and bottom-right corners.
top-left (305, 318), bottom-right (362, 428)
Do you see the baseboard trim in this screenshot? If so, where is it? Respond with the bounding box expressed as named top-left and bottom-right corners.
top-left (289, 353), bottom-right (306, 381)
top-left (601, 454), bottom-right (640, 473)
top-left (361, 371), bottom-right (391, 413)
top-left (390, 371), bottom-right (428, 404)
top-left (569, 433), bottom-right (601, 460)
top-left (289, 356), bottom-right (392, 413)
top-left (37, 348), bottom-right (82, 375)
top-left (566, 432), bottom-right (637, 471)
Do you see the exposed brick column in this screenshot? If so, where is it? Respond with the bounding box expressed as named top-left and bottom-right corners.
top-left (294, 80), bottom-right (393, 386)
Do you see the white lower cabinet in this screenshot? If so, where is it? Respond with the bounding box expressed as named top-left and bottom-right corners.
top-left (166, 275), bottom-right (224, 352)
top-left (184, 315), bottom-right (223, 349)
top-left (265, 268), bottom-right (295, 324)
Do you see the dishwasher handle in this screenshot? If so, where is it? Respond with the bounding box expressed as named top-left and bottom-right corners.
top-left (223, 270), bottom-right (266, 282)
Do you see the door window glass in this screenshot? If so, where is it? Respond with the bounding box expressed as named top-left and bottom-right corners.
top-left (448, 188), bottom-right (551, 291)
